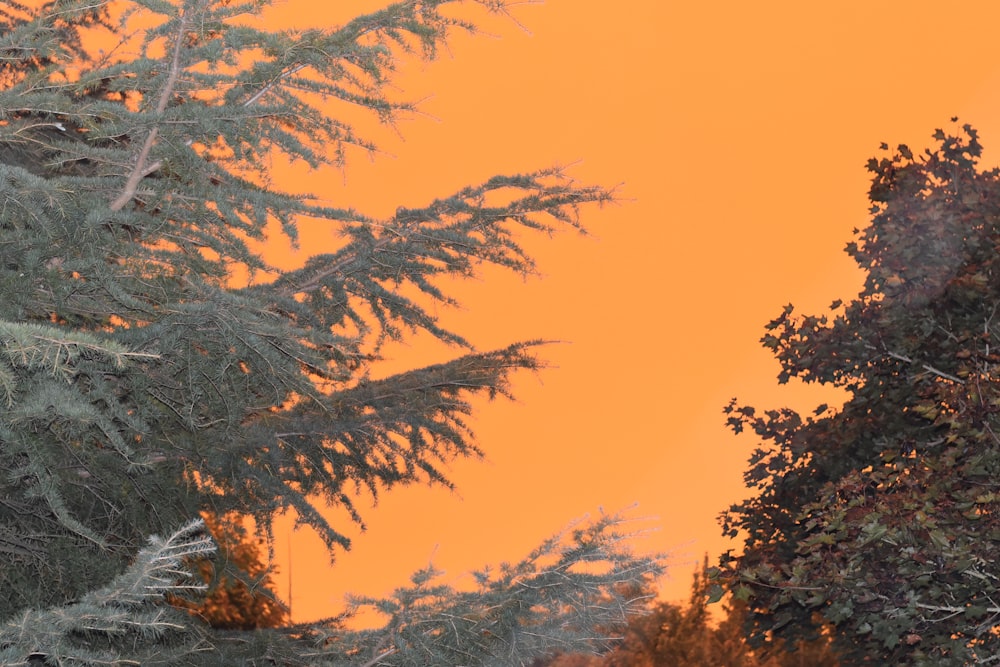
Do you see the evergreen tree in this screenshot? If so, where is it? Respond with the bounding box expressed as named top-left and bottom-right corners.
top-left (0, 0), bottom-right (661, 663)
top-left (721, 122), bottom-right (1000, 664)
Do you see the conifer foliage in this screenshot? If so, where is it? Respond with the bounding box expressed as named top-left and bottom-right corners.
top-left (722, 123), bottom-right (1000, 664)
top-left (537, 560), bottom-right (839, 667)
top-left (0, 0), bottom-right (660, 663)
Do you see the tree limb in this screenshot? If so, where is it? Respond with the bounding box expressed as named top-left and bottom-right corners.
top-left (884, 350), bottom-right (963, 384)
top-left (109, 9), bottom-right (191, 211)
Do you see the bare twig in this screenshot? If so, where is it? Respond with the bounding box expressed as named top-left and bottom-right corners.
top-left (280, 237), bottom-right (394, 298)
top-left (242, 63), bottom-right (309, 108)
top-left (359, 648), bottom-right (398, 667)
top-left (883, 350), bottom-right (963, 384)
top-left (916, 602), bottom-right (1000, 617)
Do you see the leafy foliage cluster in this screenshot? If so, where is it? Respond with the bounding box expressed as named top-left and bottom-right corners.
top-left (722, 122), bottom-right (1000, 664)
top-left (0, 0), bottom-right (661, 664)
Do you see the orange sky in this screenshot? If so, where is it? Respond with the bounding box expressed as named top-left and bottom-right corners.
top-left (229, 1), bottom-right (1000, 622)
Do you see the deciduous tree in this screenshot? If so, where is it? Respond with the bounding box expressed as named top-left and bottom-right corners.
top-left (722, 122), bottom-right (1000, 664)
top-left (0, 0), bottom-right (660, 663)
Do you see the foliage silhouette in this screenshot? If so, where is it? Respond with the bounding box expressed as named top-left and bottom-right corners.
top-left (722, 122), bottom-right (1000, 664)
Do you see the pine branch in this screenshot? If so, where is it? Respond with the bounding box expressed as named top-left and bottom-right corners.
top-left (210, 342), bottom-right (546, 553)
top-left (241, 62), bottom-right (309, 108)
top-left (234, 0), bottom-right (468, 110)
top-left (0, 519), bottom-right (214, 666)
top-left (274, 168), bottom-right (605, 300)
top-left (0, 320), bottom-right (160, 371)
top-left (304, 509), bottom-right (663, 667)
top-left (258, 169), bottom-right (611, 350)
top-left (108, 7), bottom-right (192, 211)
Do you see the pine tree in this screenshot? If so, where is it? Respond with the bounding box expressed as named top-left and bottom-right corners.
top-left (0, 0), bottom-right (661, 663)
top-left (721, 122), bottom-right (1000, 664)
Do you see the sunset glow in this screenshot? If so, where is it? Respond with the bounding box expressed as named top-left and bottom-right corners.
top-left (63, 0), bottom-right (1000, 624)
top-left (255, 1), bottom-right (1000, 622)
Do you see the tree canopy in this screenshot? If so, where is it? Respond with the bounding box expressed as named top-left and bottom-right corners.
top-left (722, 122), bottom-right (1000, 664)
top-left (0, 0), bottom-right (661, 664)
